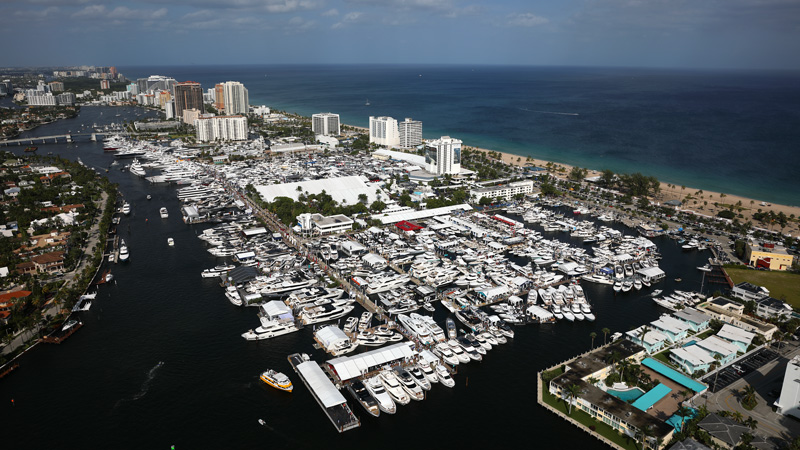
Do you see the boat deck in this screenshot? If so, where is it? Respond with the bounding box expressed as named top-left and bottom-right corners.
top-left (287, 353), bottom-right (360, 433)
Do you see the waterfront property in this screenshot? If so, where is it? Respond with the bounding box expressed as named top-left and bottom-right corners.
top-left (697, 297), bottom-right (778, 341)
top-left (649, 315), bottom-right (691, 344)
top-left (669, 346), bottom-right (715, 374)
top-left (547, 340), bottom-right (675, 449)
top-left (626, 327), bottom-right (670, 354)
top-left (640, 358), bottom-right (707, 393)
top-left (715, 324), bottom-right (755, 354)
top-left (671, 308), bottom-right (711, 333)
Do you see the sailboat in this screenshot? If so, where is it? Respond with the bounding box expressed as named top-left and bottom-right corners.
top-left (365, 98), bottom-right (370, 106)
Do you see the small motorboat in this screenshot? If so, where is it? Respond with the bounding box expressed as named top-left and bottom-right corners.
top-left (258, 419), bottom-right (266, 426)
top-left (146, 194), bottom-right (152, 200)
top-left (105, 272), bottom-right (114, 283)
top-left (167, 238), bottom-right (174, 247)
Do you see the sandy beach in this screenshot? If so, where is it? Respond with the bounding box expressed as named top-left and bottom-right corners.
top-left (340, 122), bottom-right (798, 237)
top-left (471, 146), bottom-right (800, 237)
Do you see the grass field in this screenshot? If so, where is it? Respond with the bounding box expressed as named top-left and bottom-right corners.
top-left (724, 266), bottom-right (800, 309)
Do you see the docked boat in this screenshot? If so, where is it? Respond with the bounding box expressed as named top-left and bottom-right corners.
top-left (347, 379), bottom-right (380, 417)
top-left (121, 202), bottom-right (131, 215)
top-left (436, 365), bottom-right (455, 388)
top-left (392, 366), bottom-right (425, 401)
top-left (407, 364), bottom-right (432, 391)
top-left (299, 304), bottom-right (354, 325)
top-left (697, 264), bottom-right (713, 272)
top-left (260, 369), bottom-right (293, 392)
top-left (118, 239), bottom-right (130, 262)
top-left (61, 319), bottom-right (78, 331)
top-left (447, 339), bottom-right (472, 363)
top-left (129, 159), bottom-right (146, 177)
top-left (343, 316), bottom-right (358, 333)
top-left (379, 370), bottom-right (411, 405)
top-left (167, 237), bottom-right (174, 247)
top-left (364, 376), bottom-right (397, 414)
top-left (104, 272), bottom-right (114, 283)
top-left (160, 207), bottom-right (169, 219)
top-left (434, 342), bottom-right (460, 365)
top-left (446, 317), bottom-right (457, 340)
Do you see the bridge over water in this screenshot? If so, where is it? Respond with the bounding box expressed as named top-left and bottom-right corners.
top-left (0, 132), bottom-right (126, 146)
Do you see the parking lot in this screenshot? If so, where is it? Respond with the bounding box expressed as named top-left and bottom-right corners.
top-left (702, 341), bottom-right (800, 446)
top-left (703, 347), bottom-right (780, 393)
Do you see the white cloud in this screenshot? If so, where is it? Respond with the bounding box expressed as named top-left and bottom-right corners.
top-left (322, 8), bottom-right (339, 16)
top-left (507, 12), bottom-right (549, 27)
top-left (71, 5), bottom-right (168, 21)
top-left (332, 11), bottom-right (364, 29)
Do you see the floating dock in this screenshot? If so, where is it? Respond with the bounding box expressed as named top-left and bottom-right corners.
top-left (287, 353), bottom-right (360, 433)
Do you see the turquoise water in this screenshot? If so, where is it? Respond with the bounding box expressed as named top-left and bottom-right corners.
top-left (607, 387), bottom-right (645, 402)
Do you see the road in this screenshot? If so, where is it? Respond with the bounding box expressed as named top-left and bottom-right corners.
top-left (703, 340), bottom-right (800, 446)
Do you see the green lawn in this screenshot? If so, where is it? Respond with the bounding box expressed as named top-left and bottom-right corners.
top-left (541, 390), bottom-right (641, 450)
top-left (724, 266), bottom-right (800, 309)
top-left (653, 350), bottom-right (672, 365)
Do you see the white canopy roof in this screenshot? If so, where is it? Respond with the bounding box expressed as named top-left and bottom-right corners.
top-left (259, 300), bottom-right (292, 320)
top-left (327, 342), bottom-right (417, 382)
top-left (315, 325), bottom-right (350, 349)
top-left (296, 360), bottom-right (346, 408)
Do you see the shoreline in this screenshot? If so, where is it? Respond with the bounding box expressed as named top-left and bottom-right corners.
top-left (340, 119), bottom-right (798, 237)
top-left (471, 145), bottom-right (800, 237)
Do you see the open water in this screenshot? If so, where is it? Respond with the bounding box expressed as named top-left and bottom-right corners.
top-left (0, 106), bottom-right (724, 449)
top-left (120, 64), bottom-right (800, 206)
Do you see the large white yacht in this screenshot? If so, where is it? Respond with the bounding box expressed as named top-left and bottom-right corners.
top-left (299, 303), bottom-right (354, 325)
top-left (434, 342), bottom-right (460, 365)
top-left (366, 275), bottom-right (410, 294)
top-left (242, 300), bottom-right (299, 340)
top-left (118, 239), bottom-right (130, 262)
top-left (378, 370), bottom-right (410, 405)
top-left (364, 376), bottom-right (397, 414)
top-left (129, 159), bottom-right (146, 177)
top-left (397, 314), bottom-right (433, 345)
top-left (436, 365), bottom-right (455, 388)
top-left (392, 367), bottom-right (424, 401)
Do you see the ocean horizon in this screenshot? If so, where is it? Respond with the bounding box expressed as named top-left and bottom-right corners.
top-left (120, 64), bottom-right (800, 206)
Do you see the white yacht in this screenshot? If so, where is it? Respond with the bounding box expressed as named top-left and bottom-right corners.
top-left (299, 304), bottom-right (354, 325)
top-left (392, 367), bottom-right (425, 401)
top-left (436, 365), bottom-right (455, 388)
top-left (434, 342), bottom-right (460, 365)
top-left (418, 360), bottom-right (438, 384)
top-left (379, 370), bottom-right (411, 405)
top-left (167, 237), bottom-right (174, 247)
top-left (397, 313), bottom-right (433, 345)
top-left (366, 275), bottom-right (410, 294)
top-left (407, 364), bottom-right (432, 391)
top-left (121, 202), bottom-right (131, 215)
top-left (118, 239), bottom-right (130, 262)
top-left (447, 339), bottom-right (472, 363)
top-left (160, 207), bottom-right (168, 219)
top-left (129, 159), bottom-right (146, 177)
top-left (364, 376), bottom-right (397, 414)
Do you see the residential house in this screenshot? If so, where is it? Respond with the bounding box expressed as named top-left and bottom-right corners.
top-left (694, 335), bottom-right (739, 365)
top-left (31, 251), bottom-right (65, 274)
top-left (716, 324), bottom-right (755, 354)
top-left (626, 326), bottom-right (670, 354)
top-left (650, 315), bottom-right (692, 343)
top-left (670, 345), bottom-right (716, 374)
top-left (672, 307), bottom-right (711, 332)
top-left (698, 297), bottom-right (778, 341)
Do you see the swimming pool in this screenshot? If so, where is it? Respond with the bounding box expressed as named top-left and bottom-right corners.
top-left (607, 387), bottom-right (646, 402)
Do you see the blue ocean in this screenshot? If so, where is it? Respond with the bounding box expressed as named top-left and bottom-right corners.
top-left (120, 65), bottom-right (800, 206)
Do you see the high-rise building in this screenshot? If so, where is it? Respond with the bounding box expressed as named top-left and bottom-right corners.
top-left (127, 83), bottom-right (139, 95)
top-left (312, 113), bottom-right (340, 136)
top-left (100, 80), bottom-right (110, 90)
top-left (221, 81), bottom-right (249, 115)
top-left (369, 116), bottom-right (399, 147)
top-left (48, 81), bottom-right (64, 92)
top-left (173, 81), bottom-right (204, 119)
top-left (137, 75), bottom-right (177, 94)
top-left (195, 116), bottom-right (248, 142)
top-left (57, 92), bottom-right (76, 106)
top-left (398, 118), bottom-right (422, 148)
top-left (214, 84), bottom-right (225, 111)
top-left (165, 101), bottom-right (175, 120)
top-left (425, 136), bottom-right (462, 175)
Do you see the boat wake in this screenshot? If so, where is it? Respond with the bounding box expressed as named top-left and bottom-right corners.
top-left (114, 361), bottom-right (164, 409)
top-left (518, 107), bottom-right (579, 116)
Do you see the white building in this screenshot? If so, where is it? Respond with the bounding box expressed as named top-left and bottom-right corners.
top-left (774, 355), bottom-right (800, 419)
top-left (470, 180), bottom-right (534, 202)
top-left (221, 81), bottom-right (249, 115)
top-left (425, 136), bottom-right (461, 175)
top-left (398, 117), bottom-right (422, 148)
top-left (253, 105), bottom-right (270, 118)
top-left (26, 92), bottom-right (58, 106)
top-left (195, 115), bottom-right (248, 142)
top-left (312, 113), bottom-right (340, 136)
top-left (164, 100), bottom-right (175, 120)
top-left (369, 116), bottom-right (399, 147)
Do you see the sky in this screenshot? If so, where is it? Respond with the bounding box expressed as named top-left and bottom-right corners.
top-left (2, 0), bottom-right (800, 70)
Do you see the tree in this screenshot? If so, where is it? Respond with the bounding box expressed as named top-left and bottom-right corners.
top-left (565, 384), bottom-right (581, 415)
top-left (590, 332), bottom-right (597, 348)
top-left (569, 166), bottom-right (588, 181)
top-left (744, 416), bottom-right (758, 430)
top-left (600, 170), bottom-right (615, 188)
top-left (357, 193), bottom-right (368, 204)
top-left (369, 200), bottom-right (386, 212)
top-left (602, 327), bottom-right (610, 345)
top-left (741, 385), bottom-right (757, 409)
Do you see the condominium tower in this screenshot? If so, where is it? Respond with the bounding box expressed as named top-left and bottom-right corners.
top-left (312, 113), bottom-right (341, 136)
top-left (221, 81), bottom-right (249, 115)
top-left (369, 116), bottom-right (399, 147)
top-left (425, 136), bottom-right (462, 175)
top-left (173, 81), bottom-right (205, 119)
top-left (398, 118), bottom-right (422, 148)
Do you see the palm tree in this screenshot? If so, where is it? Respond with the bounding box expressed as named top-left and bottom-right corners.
top-left (565, 384), bottom-right (581, 415)
top-left (637, 424), bottom-right (655, 450)
top-left (741, 385), bottom-right (757, 409)
top-left (731, 410), bottom-right (744, 423)
top-left (607, 350), bottom-right (622, 372)
top-left (590, 331), bottom-right (597, 348)
top-left (675, 405), bottom-right (693, 432)
top-left (602, 327), bottom-right (610, 345)
top-left (745, 416), bottom-right (758, 430)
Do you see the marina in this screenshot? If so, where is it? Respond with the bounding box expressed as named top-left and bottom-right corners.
top-left (0, 105), bottom-right (773, 450)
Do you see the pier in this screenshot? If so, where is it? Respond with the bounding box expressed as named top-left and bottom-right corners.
top-left (287, 353), bottom-right (361, 433)
top-left (41, 321), bottom-right (83, 344)
top-left (0, 132), bottom-right (125, 146)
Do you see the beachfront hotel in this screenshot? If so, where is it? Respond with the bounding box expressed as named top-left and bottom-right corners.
top-left (398, 118), bottom-right (422, 148)
top-left (470, 180), bottom-right (535, 202)
top-left (425, 136), bottom-right (462, 175)
top-left (312, 113), bottom-right (341, 136)
top-left (221, 81), bottom-right (249, 115)
top-left (369, 116), bottom-right (400, 147)
top-left (195, 115), bottom-right (248, 142)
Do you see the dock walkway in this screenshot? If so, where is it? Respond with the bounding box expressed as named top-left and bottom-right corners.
top-left (287, 353), bottom-right (360, 433)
